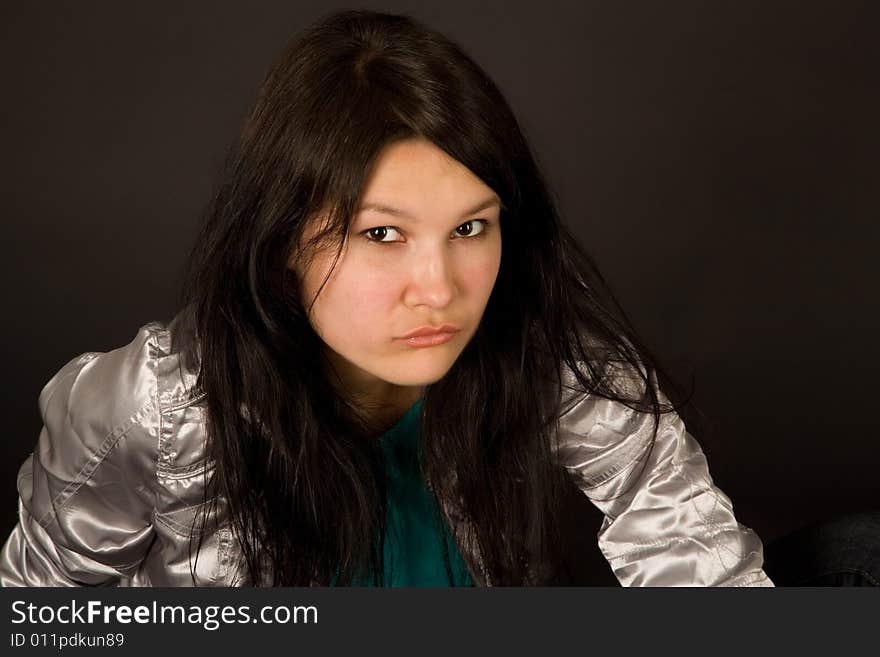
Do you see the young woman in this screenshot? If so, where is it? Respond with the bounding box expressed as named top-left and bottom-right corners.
top-left (0, 10), bottom-right (773, 587)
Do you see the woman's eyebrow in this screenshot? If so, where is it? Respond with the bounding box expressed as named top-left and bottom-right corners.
top-left (356, 196), bottom-right (501, 221)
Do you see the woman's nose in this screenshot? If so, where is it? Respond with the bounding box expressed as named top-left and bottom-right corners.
top-left (403, 249), bottom-right (456, 309)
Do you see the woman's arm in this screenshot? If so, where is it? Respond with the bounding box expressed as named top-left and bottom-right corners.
top-left (555, 366), bottom-right (773, 587)
top-left (0, 327), bottom-right (161, 586)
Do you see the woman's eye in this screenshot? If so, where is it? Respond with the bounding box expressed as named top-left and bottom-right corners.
top-left (362, 226), bottom-right (403, 243)
top-left (454, 220), bottom-right (487, 238)
top-left (360, 220), bottom-right (488, 244)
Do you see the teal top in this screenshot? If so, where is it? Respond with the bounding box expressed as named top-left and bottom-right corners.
top-left (347, 399), bottom-right (474, 587)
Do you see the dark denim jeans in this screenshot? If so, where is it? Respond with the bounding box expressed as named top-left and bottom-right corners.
top-left (762, 511), bottom-right (880, 586)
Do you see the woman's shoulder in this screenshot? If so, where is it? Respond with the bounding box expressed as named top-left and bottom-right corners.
top-left (35, 317), bottom-right (206, 493)
top-left (7, 320), bottom-right (212, 585)
top-left (554, 355), bottom-right (677, 487)
top-left (42, 319), bottom-right (200, 420)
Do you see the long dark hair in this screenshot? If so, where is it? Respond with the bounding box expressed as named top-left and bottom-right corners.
top-left (172, 9), bottom-right (688, 586)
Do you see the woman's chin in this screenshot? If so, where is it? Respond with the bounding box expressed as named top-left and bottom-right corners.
top-left (381, 360), bottom-right (456, 388)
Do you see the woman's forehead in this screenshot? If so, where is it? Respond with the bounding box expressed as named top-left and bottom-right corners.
top-left (356, 139), bottom-right (499, 219)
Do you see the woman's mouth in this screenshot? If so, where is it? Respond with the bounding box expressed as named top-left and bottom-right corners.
top-left (397, 331), bottom-right (458, 348)
top-left (395, 324), bottom-right (460, 348)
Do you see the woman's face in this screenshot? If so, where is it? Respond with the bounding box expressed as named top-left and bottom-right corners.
top-left (295, 138), bottom-right (502, 410)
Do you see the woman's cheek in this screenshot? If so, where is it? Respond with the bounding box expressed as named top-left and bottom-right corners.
top-left (341, 266), bottom-right (398, 320)
top-left (463, 249), bottom-right (501, 294)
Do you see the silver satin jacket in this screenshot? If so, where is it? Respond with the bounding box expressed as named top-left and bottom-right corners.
top-left (0, 322), bottom-right (773, 587)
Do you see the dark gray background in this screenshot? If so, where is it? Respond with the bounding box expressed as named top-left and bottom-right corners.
top-left (1, 1), bottom-right (877, 581)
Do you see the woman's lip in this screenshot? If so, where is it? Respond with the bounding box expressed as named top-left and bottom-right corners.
top-left (396, 331), bottom-right (458, 348)
top-left (398, 324), bottom-right (460, 339)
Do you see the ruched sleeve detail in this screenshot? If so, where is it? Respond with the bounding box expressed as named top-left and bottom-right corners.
top-left (555, 366), bottom-right (774, 587)
top-left (0, 326), bottom-right (163, 586)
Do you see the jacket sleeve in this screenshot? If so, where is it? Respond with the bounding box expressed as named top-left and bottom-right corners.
top-left (555, 365), bottom-right (773, 587)
top-left (0, 326), bottom-right (162, 586)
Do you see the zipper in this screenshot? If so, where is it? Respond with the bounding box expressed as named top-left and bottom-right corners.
top-left (436, 493), bottom-right (491, 586)
top-left (426, 465), bottom-right (493, 587)
top-left (473, 537), bottom-right (491, 586)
